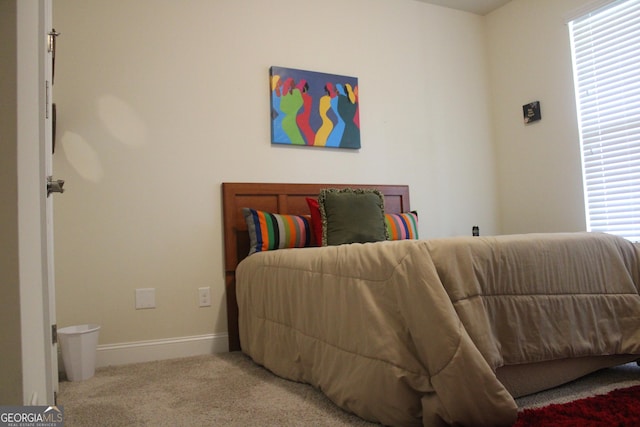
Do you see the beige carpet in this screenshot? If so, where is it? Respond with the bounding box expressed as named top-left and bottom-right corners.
top-left (58, 352), bottom-right (640, 426)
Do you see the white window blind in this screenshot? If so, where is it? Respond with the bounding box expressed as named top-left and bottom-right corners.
top-left (569, 0), bottom-right (640, 242)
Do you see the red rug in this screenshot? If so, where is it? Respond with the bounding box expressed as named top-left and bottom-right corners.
top-left (514, 385), bottom-right (640, 426)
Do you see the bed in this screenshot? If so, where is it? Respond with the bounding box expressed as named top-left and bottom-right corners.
top-left (222, 182), bottom-right (640, 426)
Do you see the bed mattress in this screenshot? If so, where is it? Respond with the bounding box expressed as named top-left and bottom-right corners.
top-left (236, 232), bottom-right (640, 426)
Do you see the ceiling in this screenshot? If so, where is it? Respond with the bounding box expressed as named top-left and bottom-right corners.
top-left (415, 0), bottom-right (512, 16)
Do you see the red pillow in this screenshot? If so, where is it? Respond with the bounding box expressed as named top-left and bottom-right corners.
top-left (306, 197), bottom-right (323, 246)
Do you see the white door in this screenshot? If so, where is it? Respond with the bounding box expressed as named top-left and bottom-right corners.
top-left (43, 0), bottom-right (62, 404)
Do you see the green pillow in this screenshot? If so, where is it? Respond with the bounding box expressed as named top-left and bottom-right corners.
top-left (318, 188), bottom-right (388, 246)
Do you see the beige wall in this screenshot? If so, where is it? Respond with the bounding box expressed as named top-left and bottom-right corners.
top-left (52, 0), bottom-right (498, 345)
top-left (486, 0), bottom-right (593, 234)
top-left (52, 0), bottom-right (606, 349)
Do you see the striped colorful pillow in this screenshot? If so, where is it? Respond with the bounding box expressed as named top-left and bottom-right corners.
top-left (385, 211), bottom-right (419, 240)
top-left (242, 208), bottom-right (311, 255)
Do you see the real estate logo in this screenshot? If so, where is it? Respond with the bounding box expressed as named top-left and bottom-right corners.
top-left (0, 406), bottom-right (63, 427)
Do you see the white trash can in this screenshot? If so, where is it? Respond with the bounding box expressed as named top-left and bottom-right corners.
top-left (58, 324), bottom-right (100, 381)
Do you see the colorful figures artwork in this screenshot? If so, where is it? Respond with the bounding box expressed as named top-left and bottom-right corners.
top-left (270, 66), bottom-right (361, 149)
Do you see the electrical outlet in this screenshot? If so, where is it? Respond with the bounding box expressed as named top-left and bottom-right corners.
top-left (198, 287), bottom-right (211, 307)
top-left (135, 288), bottom-right (156, 309)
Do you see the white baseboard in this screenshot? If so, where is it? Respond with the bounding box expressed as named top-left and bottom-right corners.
top-left (95, 333), bottom-right (229, 368)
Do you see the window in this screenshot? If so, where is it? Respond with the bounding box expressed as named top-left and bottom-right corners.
top-left (569, 0), bottom-right (640, 242)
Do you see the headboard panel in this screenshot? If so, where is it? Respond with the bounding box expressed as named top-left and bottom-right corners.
top-left (221, 182), bottom-right (411, 351)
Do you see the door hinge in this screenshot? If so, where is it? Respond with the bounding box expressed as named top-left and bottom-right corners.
top-left (47, 29), bottom-right (60, 53)
top-left (51, 324), bottom-right (57, 345)
top-left (48, 29), bottom-right (60, 84)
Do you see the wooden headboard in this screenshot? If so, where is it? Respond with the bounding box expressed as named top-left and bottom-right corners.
top-left (221, 182), bottom-right (411, 351)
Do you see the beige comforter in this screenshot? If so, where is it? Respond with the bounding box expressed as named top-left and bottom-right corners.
top-left (236, 232), bottom-right (640, 426)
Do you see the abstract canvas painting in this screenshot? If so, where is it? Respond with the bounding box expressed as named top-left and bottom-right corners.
top-left (270, 66), bottom-right (360, 149)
